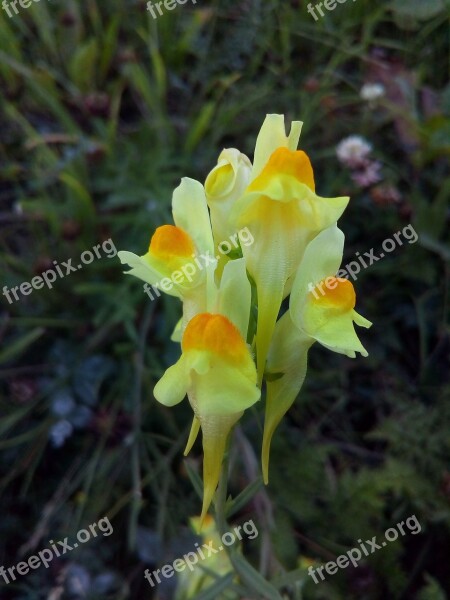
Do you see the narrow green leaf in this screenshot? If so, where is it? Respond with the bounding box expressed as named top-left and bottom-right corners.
top-left (99, 16), bottom-right (120, 82)
top-left (59, 173), bottom-right (96, 223)
top-left (149, 44), bottom-right (167, 100)
top-left (68, 38), bottom-right (99, 92)
top-left (0, 328), bottom-right (45, 365)
top-left (184, 102), bottom-right (216, 153)
top-left (184, 459), bottom-right (204, 501)
top-left (230, 552), bottom-right (283, 600)
top-left (227, 478), bottom-right (263, 518)
top-left (194, 572), bottom-right (235, 600)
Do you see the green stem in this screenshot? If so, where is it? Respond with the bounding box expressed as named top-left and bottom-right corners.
top-left (213, 431), bottom-right (283, 600)
top-left (214, 433), bottom-right (231, 539)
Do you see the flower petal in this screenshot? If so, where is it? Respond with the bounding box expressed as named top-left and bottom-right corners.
top-left (290, 225), bottom-right (345, 320)
top-left (154, 356), bottom-right (189, 406)
top-left (353, 310), bottom-right (373, 329)
top-left (249, 147), bottom-right (315, 192)
top-left (170, 317), bottom-right (183, 342)
top-left (251, 114), bottom-right (303, 181)
top-left (118, 250), bottom-right (182, 298)
top-left (311, 310), bottom-right (370, 358)
top-left (215, 258), bottom-right (251, 339)
top-left (192, 362), bottom-right (260, 416)
top-left (289, 226), bottom-right (371, 357)
top-left (172, 178), bottom-right (214, 256)
top-left (205, 148), bottom-right (251, 200)
top-left (181, 313), bottom-right (260, 414)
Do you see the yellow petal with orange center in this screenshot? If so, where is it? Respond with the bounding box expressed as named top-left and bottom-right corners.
top-left (310, 277), bottom-right (356, 313)
top-left (149, 224), bottom-right (195, 259)
top-left (248, 147), bottom-right (315, 193)
top-left (182, 313), bottom-right (248, 365)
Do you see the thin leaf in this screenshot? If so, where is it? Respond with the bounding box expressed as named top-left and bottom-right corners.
top-left (230, 552), bottom-right (283, 600)
top-left (227, 478), bottom-right (263, 518)
top-left (0, 328), bottom-right (45, 365)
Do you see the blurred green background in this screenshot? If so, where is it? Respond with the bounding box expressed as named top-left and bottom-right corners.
top-left (0, 0), bottom-right (449, 598)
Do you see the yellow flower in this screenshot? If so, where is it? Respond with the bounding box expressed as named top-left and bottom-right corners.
top-left (182, 255), bottom-right (253, 455)
top-left (231, 114), bottom-right (350, 381)
top-left (154, 311), bottom-right (260, 520)
top-left (175, 515), bottom-right (237, 600)
top-left (118, 177), bottom-right (214, 289)
top-left (289, 225), bottom-right (371, 357)
top-left (118, 177), bottom-right (215, 327)
top-left (205, 148), bottom-right (252, 244)
top-left (262, 225), bottom-right (371, 483)
top-left (119, 114), bottom-right (373, 520)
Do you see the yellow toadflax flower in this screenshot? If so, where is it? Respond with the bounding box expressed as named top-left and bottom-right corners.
top-left (231, 114), bottom-right (350, 381)
top-left (262, 225), bottom-right (372, 483)
top-left (154, 312), bottom-right (260, 520)
top-left (119, 114), bottom-right (372, 523)
top-left (118, 177), bottom-right (215, 328)
top-left (174, 515), bottom-right (237, 600)
top-left (289, 225), bottom-right (371, 356)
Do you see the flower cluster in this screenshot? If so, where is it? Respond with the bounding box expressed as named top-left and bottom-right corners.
top-left (360, 82), bottom-right (385, 103)
top-left (119, 115), bottom-right (372, 520)
top-left (336, 135), bottom-right (382, 188)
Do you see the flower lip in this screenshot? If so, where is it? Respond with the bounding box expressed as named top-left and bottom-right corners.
top-left (182, 313), bottom-right (248, 364)
top-left (310, 277), bottom-right (356, 312)
top-left (149, 225), bottom-right (195, 258)
top-left (248, 147), bottom-right (315, 193)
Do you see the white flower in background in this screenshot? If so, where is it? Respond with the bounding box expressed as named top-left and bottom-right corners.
top-left (336, 135), bottom-right (372, 169)
top-left (360, 83), bottom-right (385, 102)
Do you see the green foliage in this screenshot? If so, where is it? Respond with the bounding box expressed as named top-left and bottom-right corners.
top-left (417, 575), bottom-right (447, 600)
top-left (0, 0), bottom-right (449, 598)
